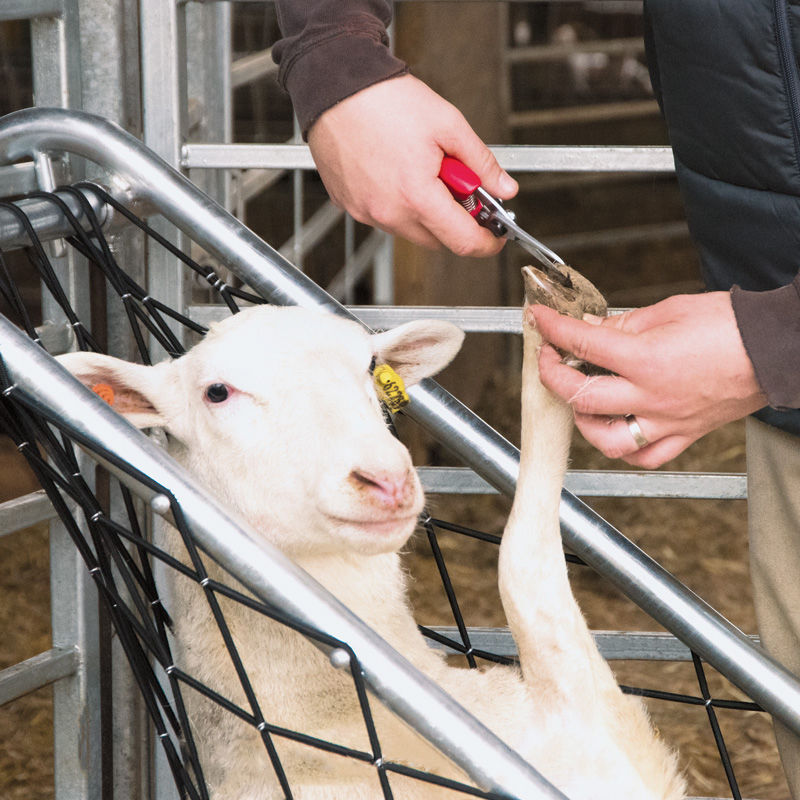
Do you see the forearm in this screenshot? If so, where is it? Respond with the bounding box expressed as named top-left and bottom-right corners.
top-left (731, 274), bottom-right (800, 411)
top-left (273, 0), bottom-right (408, 137)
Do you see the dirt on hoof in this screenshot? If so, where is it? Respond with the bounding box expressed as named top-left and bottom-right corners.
top-left (522, 263), bottom-right (608, 319)
top-left (522, 264), bottom-right (611, 375)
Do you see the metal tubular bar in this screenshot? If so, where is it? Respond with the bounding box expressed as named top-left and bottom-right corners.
top-left (0, 647), bottom-right (79, 706)
top-left (548, 219), bottom-right (690, 253)
top-left (292, 118), bottom-right (304, 269)
top-left (278, 199), bottom-right (343, 261)
top-left (184, 142), bottom-right (316, 170)
top-left (0, 163), bottom-right (38, 197)
top-left (326, 230), bottom-right (386, 301)
top-left (182, 143), bottom-right (676, 173)
top-left (231, 48), bottom-right (277, 89)
top-left (508, 100), bottom-right (661, 129)
top-left (49, 483), bottom-right (102, 800)
top-left (0, 0), bottom-right (63, 22)
top-left (235, 166), bottom-right (285, 205)
top-left (0, 186), bottom-right (111, 250)
top-left (492, 145), bottom-right (675, 172)
top-left (0, 315), bottom-right (566, 800)
top-left (426, 628), bottom-right (762, 663)
top-left (372, 233), bottom-right (394, 305)
top-left (566, 470), bottom-right (746, 500)
top-left (189, 304), bottom-right (530, 332)
top-left (141, 0), bottom-right (191, 350)
top-left (418, 467), bottom-right (747, 500)
top-left (0, 490), bottom-right (57, 537)
top-left (505, 36), bottom-right (644, 64)
top-left (1, 109), bottom-right (797, 737)
top-left (28, 12), bottom-right (103, 799)
top-left (35, 322), bottom-right (75, 356)
top-left (344, 214), bottom-right (356, 304)
top-left (187, 304), bottom-right (627, 334)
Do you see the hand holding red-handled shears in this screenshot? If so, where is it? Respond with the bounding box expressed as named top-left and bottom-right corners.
top-left (306, 75), bottom-right (518, 257)
top-left (439, 156), bottom-right (572, 287)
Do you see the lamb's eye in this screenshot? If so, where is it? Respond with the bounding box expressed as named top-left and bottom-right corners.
top-left (369, 355), bottom-right (377, 373)
top-left (205, 383), bottom-right (229, 403)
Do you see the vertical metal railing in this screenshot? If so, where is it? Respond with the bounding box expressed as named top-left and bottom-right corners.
top-left (139, 0), bottom-right (393, 324)
top-left (0, 4), bottom-right (105, 800)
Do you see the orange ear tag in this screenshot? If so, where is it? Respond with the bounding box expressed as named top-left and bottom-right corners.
top-left (372, 364), bottom-right (409, 413)
top-left (92, 383), bottom-right (115, 406)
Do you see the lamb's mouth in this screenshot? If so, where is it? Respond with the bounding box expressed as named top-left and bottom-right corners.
top-left (326, 513), bottom-right (420, 534)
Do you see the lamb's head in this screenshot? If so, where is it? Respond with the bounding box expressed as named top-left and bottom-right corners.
top-left (58, 306), bottom-right (464, 557)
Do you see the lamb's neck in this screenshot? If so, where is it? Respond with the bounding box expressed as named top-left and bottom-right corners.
top-left (296, 549), bottom-right (428, 655)
top-left (297, 550), bottom-right (402, 604)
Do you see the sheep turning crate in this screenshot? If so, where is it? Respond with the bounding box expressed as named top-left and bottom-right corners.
top-left (1, 108), bottom-right (799, 799)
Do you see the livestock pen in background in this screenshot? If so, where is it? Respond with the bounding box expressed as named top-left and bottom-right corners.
top-left (0, 2), bottom-right (793, 799)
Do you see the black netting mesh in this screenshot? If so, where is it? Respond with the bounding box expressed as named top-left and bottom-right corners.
top-left (0, 186), bottom-right (768, 799)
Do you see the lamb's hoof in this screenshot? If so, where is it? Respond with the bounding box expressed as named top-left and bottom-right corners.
top-left (522, 264), bottom-right (610, 376)
top-left (522, 264), bottom-right (606, 320)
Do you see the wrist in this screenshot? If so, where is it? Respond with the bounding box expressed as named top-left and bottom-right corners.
top-left (731, 281), bottom-right (800, 410)
top-left (279, 22), bottom-right (408, 139)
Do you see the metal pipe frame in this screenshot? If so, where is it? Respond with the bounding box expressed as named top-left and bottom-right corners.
top-left (231, 47), bottom-right (277, 89)
top-left (1, 107), bottom-right (800, 745)
top-left (0, 0), bottom-right (64, 23)
top-left (416, 466), bottom-right (747, 500)
top-left (426, 628), bottom-right (762, 664)
top-left (0, 186), bottom-right (111, 249)
top-left (187, 303), bottom-right (617, 334)
top-left (0, 313), bottom-right (566, 800)
top-left (0, 163), bottom-right (38, 196)
top-left (504, 36), bottom-right (645, 64)
top-left (182, 142), bottom-right (676, 172)
top-left (24, 6), bottom-right (107, 798)
top-left (0, 647), bottom-right (79, 706)
top-left (0, 491), bottom-right (57, 537)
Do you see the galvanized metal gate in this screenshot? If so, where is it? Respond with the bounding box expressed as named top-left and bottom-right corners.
top-left (0, 3), bottom-right (793, 800)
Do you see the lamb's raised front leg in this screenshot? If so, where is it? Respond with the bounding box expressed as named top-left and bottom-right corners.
top-left (498, 266), bottom-right (685, 799)
top-left (498, 264), bottom-right (614, 706)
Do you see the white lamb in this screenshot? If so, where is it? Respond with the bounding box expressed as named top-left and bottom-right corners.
top-left (59, 265), bottom-right (684, 800)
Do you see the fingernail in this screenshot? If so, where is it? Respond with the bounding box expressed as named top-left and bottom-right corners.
top-left (524, 306), bottom-right (537, 328)
top-left (582, 313), bottom-right (603, 325)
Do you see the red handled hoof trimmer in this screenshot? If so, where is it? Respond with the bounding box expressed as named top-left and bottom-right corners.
top-left (439, 156), bottom-right (572, 288)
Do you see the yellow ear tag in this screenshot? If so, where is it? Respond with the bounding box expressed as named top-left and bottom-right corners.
top-left (373, 364), bottom-right (409, 412)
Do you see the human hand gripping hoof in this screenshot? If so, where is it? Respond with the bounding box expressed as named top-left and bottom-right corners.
top-left (528, 292), bottom-right (768, 468)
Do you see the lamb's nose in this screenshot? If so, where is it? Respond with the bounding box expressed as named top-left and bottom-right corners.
top-left (350, 468), bottom-right (414, 509)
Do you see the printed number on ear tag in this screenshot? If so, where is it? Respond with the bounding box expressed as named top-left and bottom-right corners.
top-left (373, 364), bottom-right (409, 412)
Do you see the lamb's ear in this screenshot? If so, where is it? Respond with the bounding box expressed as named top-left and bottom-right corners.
top-left (372, 320), bottom-right (465, 387)
top-left (56, 352), bottom-right (170, 429)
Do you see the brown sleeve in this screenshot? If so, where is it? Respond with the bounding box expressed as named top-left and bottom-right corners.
top-left (273, 0), bottom-right (409, 138)
top-left (730, 275), bottom-right (800, 410)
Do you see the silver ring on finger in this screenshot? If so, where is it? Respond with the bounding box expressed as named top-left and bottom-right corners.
top-left (623, 414), bottom-right (649, 450)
